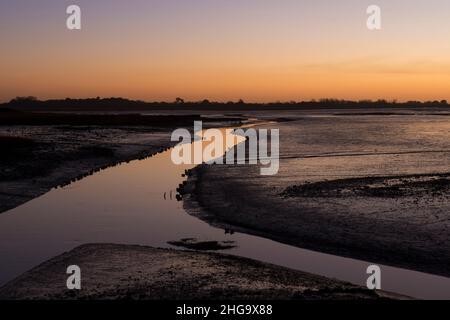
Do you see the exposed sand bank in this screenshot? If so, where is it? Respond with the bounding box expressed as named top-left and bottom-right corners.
top-left (0, 244), bottom-right (396, 300)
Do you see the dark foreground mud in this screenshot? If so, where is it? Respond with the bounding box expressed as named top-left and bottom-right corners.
top-left (183, 164), bottom-right (450, 280)
top-left (0, 244), bottom-right (399, 300)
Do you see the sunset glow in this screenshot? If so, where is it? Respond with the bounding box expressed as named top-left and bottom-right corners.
top-left (1, 0), bottom-right (450, 102)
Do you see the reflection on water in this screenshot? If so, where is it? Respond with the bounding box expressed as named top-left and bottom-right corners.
top-left (0, 127), bottom-right (449, 299)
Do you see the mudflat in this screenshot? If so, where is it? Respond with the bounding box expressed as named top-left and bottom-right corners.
top-left (183, 113), bottom-right (450, 277)
top-left (0, 244), bottom-right (394, 300)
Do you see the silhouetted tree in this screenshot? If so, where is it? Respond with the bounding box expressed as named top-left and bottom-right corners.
top-left (11, 96), bottom-right (38, 103)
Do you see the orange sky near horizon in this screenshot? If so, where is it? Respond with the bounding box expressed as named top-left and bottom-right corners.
top-left (1, 0), bottom-right (450, 103)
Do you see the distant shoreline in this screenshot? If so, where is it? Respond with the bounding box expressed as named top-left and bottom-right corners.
top-left (2, 97), bottom-right (449, 112)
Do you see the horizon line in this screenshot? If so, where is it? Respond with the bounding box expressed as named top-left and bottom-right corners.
top-left (2, 96), bottom-right (449, 105)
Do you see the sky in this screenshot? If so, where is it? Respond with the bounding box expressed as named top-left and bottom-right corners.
top-left (1, 0), bottom-right (450, 103)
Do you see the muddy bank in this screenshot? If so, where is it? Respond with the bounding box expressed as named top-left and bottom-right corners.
top-left (281, 173), bottom-right (450, 199)
top-left (0, 126), bottom-right (172, 214)
top-left (182, 117), bottom-right (450, 278)
top-left (0, 244), bottom-right (397, 300)
top-left (0, 111), bottom-right (242, 214)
